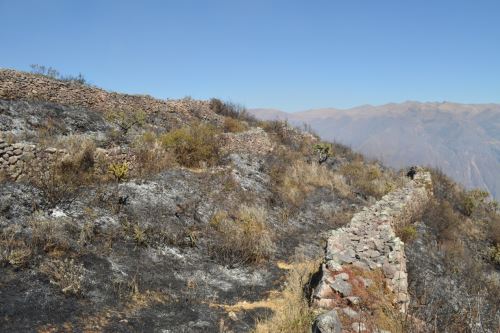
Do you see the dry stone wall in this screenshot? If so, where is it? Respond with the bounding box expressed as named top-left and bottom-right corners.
top-left (313, 171), bottom-right (433, 333)
top-left (0, 69), bottom-right (221, 125)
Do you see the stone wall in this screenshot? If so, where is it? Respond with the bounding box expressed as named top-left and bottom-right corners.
top-left (0, 136), bottom-right (135, 182)
top-left (313, 171), bottom-right (432, 333)
top-left (0, 69), bottom-right (220, 124)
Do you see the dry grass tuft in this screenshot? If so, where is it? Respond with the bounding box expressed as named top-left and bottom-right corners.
top-left (209, 206), bottom-right (275, 265)
top-left (340, 161), bottom-right (402, 199)
top-left (0, 225), bottom-right (32, 268)
top-left (253, 260), bottom-right (319, 333)
top-left (40, 258), bottom-right (85, 295)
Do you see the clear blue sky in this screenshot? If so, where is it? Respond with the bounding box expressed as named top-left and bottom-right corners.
top-left (1, 0), bottom-right (499, 111)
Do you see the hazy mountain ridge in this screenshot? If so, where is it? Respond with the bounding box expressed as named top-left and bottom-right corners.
top-left (250, 102), bottom-right (500, 199)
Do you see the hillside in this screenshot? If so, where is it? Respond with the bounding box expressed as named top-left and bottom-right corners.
top-left (249, 102), bottom-right (500, 200)
top-left (0, 69), bottom-right (499, 332)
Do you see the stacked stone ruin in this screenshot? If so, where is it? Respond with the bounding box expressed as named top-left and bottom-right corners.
top-left (313, 170), bottom-right (432, 333)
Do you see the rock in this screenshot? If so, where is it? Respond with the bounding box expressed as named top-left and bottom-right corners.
top-left (20, 152), bottom-right (35, 162)
top-left (329, 279), bottom-right (352, 296)
top-left (382, 262), bottom-right (397, 278)
top-left (13, 149), bottom-right (22, 155)
top-left (346, 296), bottom-right (361, 305)
top-left (335, 272), bottom-right (349, 281)
top-left (313, 310), bottom-right (342, 333)
top-left (351, 322), bottom-right (367, 332)
top-left (342, 307), bottom-right (360, 319)
top-left (8, 156), bottom-right (18, 164)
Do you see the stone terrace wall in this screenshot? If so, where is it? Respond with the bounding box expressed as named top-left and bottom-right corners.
top-left (0, 136), bottom-right (135, 182)
top-left (0, 69), bottom-right (220, 124)
top-left (313, 171), bottom-right (432, 333)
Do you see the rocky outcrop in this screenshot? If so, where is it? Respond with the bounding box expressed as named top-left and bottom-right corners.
top-left (312, 170), bottom-right (432, 332)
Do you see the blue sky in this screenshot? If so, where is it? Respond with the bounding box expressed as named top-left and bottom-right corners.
top-left (1, 0), bottom-right (499, 111)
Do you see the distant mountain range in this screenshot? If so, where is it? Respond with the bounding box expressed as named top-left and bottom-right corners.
top-left (249, 102), bottom-right (500, 200)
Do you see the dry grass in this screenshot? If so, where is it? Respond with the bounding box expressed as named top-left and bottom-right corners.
top-left (253, 260), bottom-right (319, 333)
top-left (279, 160), bottom-right (351, 205)
top-left (340, 266), bottom-right (408, 333)
top-left (0, 225), bottom-right (32, 268)
top-left (209, 206), bottom-right (275, 265)
top-left (40, 258), bottom-right (85, 295)
top-left (340, 161), bottom-right (401, 199)
top-left (30, 216), bottom-right (76, 253)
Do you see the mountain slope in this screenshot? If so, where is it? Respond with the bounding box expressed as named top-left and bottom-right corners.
top-left (249, 102), bottom-right (500, 199)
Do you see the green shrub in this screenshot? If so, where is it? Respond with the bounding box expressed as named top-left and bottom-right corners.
top-left (161, 123), bottom-right (221, 168)
top-left (313, 142), bottom-right (333, 162)
top-left (108, 162), bottom-right (129, 182)
top-left (398, 225), bottom-right (418, 243)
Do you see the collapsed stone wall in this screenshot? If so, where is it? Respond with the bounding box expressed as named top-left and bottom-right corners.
top-left (0, 69), bottom-right (220, 124)
top-left (313, 171), bottom-right (432, 333)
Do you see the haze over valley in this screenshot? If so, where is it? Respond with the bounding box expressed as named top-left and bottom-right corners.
top-left (250, 101), bottom-right (500, 199)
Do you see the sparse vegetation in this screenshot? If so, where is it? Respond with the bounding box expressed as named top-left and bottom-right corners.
top-left (209, 98), bottom-right (256, 123)
top-left (105, 107), bottom-right (146, 135)
top-left (275, 159), bottom-right (351, 206)
top-left (30, 64), bottom-right (87, 84)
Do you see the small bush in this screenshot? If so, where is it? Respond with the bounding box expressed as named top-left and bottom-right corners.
top-left (40, 258), bottom-right (85, 295)
top-left (461, 189), bottom-right (490, 217)
top-left (313, 142), bottom-right (333, 163)
top-left (109, 162), bottom-right (129, 182)
top-left (340, 161), bottom-right (396, 199)
top-left (161, 122), bottom-right (221, 168)
top-left (0, 226), bottom-right (32, 268)
top-left (105, 107), bottom-right (146, 134)
top-left (491, 244), bottom-right (500, 265)
top-left (422, 200), bottom-right (461, 243)
top-left (223, 117), bottom-right (248, 133)
top-left (397, 225), bottom-right (417, 243)
top-left (209, 98), bottom-right (256, 123)
top-left (30, 216), bottom-right (76, 253)
top-left (131, 131), bottom-right (175, 177)
top-left (29, 139), bottom-right (97, 207)
top-left (208, 206), bottom-right (275, 265)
